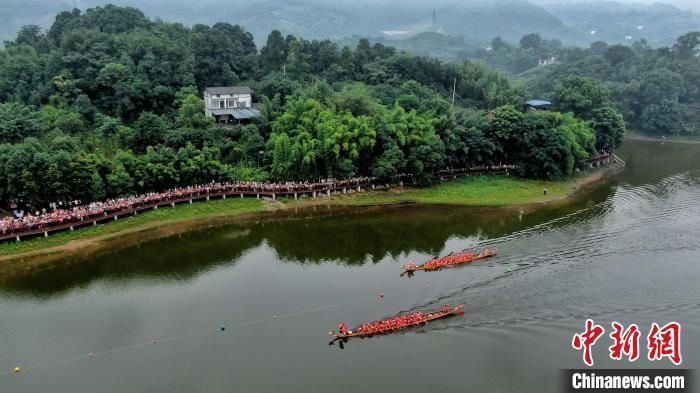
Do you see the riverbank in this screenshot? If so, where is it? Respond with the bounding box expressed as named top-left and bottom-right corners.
top-left (0, 165), bottom-right (621, 276)
top-left (626, 133), bottom-right (700, 144)
top-left (0, 199), bottom-right (265, 276)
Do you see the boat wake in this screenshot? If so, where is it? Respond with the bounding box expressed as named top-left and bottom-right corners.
top-left (403, 172), bottom-right (700, 331)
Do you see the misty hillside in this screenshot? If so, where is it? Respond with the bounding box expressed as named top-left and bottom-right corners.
top-left (1, 0), bottom-right (699, 48)
top-left (545, 1), bottom-right (700, 46)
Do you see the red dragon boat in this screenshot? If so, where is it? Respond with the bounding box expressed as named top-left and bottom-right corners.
top-left (401, 248), bottom-right (497, 275)
top-left (329, 305), bottom-right (464, 344)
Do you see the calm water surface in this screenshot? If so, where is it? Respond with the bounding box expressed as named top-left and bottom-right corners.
top-left (1, 139), bottom-right (699, 393)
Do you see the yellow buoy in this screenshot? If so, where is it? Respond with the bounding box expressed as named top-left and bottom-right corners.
top-left (14, 367), bottom-right (21, 373)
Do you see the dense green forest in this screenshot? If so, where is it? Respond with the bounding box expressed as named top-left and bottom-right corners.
top-left (0, 5), bottom-right (625, 209)
top-left (513, 32), bottom-right (700, 136)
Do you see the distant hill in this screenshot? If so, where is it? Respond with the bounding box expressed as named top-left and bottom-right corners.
top-left (541, 1), bottom-right (700, 46)
top-left (434, 0), bottom-right (568, 43)
top-left (198, 0), bottom-right (573, 45)
top-left (1, 0), bottom-right (698, 50)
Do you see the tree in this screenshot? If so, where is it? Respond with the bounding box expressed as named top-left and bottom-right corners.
top-left (260, 30), bottom-right (288, 73)
top-left (106, 162), bottom-right (134, 197)
top-left (520, 33), bottom-right (543, 50)
top-left (371, 141), bottom-right (405, 179)
top-left (640, 69), bottom-right (683, 106)
top-left (68, 152), bottom-right (98, 202)
top-left (554, 76), bottom-right (611, 119)
top-left (40, 106), bottom-right (86, 135)
top-left (640, 100), bottom-right (686, 135)
top-left (270, 132), bottom-right (292, 179)
top-left (674, 32), bottom-right (700, 58)
top-left (488, 105), bottom-right (524, 161)
top-left (591, 105), bottom-right (626, 150)
top-left (176, 94), bottom-right (213, 129)
top-left (590, 41), bottom-right (609, 55)
top-left (90, 172), bottom-right (106, 201)
top-left (96, 63), bottom-right (136, 119)
top-left (0, 103), bottom-right (45, 143)
top-left (285, 39), bottom-right (311, 78)
top-left (491, 36), bottom-right (510, 52)
top-left (15, 25), bottom-right (45, 48)
top-left (518, 126), bottom-right (570, 180)
top-left (604, 45), bottom-right (634, 66)
top-left (132, 112), bottom-right (167, 151)
top-left (240, 125), bottom-right (266, 164)
top-left (73, 94), bottom-right (96, 121)
top-left (191, 23), bottom-right (251, 88)
top-left (257, 72), bottom-right (300, 103)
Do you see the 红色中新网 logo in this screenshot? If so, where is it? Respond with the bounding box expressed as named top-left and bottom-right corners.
top-left (572, 319), bottom-right (682, 366)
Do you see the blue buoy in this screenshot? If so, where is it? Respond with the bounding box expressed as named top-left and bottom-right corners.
top-left (220, 325), bottom-right (226, 331)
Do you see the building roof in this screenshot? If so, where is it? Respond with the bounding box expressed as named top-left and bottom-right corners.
top-left (205, 86), bottom-right (253, 95)
top-left (526, 100), bottom-right (552, 107)
top-left (211, 108), bottom-right (261, 119)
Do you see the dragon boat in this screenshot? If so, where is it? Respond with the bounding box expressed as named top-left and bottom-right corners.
top-left (401, 249), bottom-right (497, 275)
top-left (329, 305), bottom-right (464, 345)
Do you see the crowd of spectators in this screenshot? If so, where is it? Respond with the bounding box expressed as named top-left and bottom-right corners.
top-left (1, 165), bottom-right (516, 238)
top-left (438, 164), bottom-right (517, 176)
top-left (0, 177), bottom-right (376, 237)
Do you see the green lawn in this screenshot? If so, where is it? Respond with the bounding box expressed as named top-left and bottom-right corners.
top-left (331, 176), bottom-right (575, 206)
top-left (0, 198), bottom-right (264, 257)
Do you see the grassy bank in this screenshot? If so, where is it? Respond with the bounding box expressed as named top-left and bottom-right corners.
top-left (328, 175), bottom-right (575, 206)
top-left (0, 198), bottom-right (264, 258)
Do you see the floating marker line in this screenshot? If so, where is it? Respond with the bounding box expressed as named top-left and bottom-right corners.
top-left (1, 281), bottom-right (437, 377)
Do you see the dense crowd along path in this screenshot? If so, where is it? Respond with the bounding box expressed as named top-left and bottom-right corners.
top-left (0, 165), bottom-right (516, 242)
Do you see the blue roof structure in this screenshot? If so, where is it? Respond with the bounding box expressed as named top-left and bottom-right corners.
top-left (526, 100), bottom-right (552, 107)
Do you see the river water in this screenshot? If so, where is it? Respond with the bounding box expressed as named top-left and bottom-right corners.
top-left (1, 139), bottom-right (699, 393)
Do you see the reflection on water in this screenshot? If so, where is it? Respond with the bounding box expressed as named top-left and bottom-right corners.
top-left (1, 139), bottom-right (699, 393)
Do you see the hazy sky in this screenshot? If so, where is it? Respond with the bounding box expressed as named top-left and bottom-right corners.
top-left (531, 0), bottom-right (699, 11)
top-left (62, 0), bottom-right (700, 12)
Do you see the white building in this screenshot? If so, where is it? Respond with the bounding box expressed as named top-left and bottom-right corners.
top-left (203, 86), bottom-right (260, 124)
